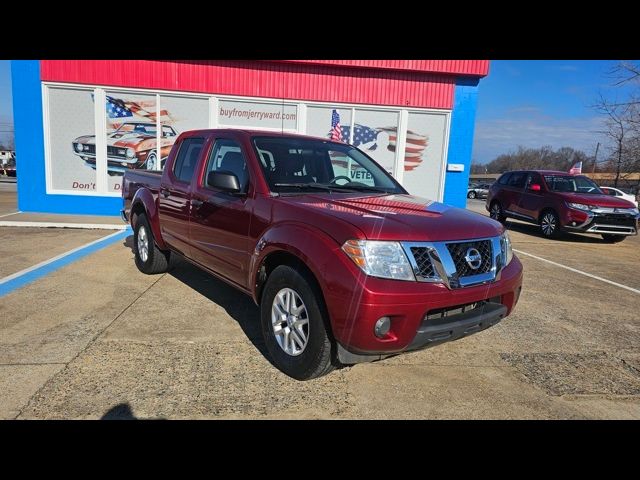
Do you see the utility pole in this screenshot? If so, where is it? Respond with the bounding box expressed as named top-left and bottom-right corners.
top-left (592, 142), bottom-right (600, 174)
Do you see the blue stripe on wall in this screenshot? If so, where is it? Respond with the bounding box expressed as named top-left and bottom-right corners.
top-left (10, 60), bottom-right (122, 216)
top-left (443, 77), bottom-right (480, 208)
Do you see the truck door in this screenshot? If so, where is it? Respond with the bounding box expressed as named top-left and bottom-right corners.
top-left (158, 136), bottom-right (205, 257)
top-left (189, 137), bottom-right (253, 289)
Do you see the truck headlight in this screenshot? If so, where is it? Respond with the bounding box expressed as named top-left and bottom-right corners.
top-left (126, 148), bottom-right (136, 159)
top-left (567, 202), bottom-right (596, 211)
top-left (500, 231), bottom-right (513, 268)
top-left (342, 240), bottom-right (415, 281)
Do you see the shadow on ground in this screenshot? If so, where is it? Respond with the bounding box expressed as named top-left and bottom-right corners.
top-left (101, 403), bottom-right (137, 420)
top-left (123, 235), bottom-right (272, 364)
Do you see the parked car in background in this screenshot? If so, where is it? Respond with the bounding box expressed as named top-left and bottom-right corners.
top-left (600, 186), bottom-right (638, 208)
top-left (72, 122), bottom-right (179, 175)
top-left (122, 129), bottom-right (523, 380)
top-left (486, 170), bottom-right (640, 243)
top-left (0, 150), bottom-right (16, 177)
top-left (467, 183), bottom-right (492, 199)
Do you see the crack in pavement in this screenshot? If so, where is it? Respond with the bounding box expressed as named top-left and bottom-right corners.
top-left (13, 273), bottom-right (167, 420)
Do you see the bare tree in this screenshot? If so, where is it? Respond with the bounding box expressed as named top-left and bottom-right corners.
top-left (592, 92), bottom-right (634, 187)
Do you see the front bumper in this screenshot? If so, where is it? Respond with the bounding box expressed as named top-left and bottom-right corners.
top-left (327, 254), bottom-right (523, 360)
top-left (562, 209), bottom-right (639, 236)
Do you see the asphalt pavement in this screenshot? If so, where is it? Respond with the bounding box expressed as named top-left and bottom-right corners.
top-left (1, 195), bottom-right (639, 419)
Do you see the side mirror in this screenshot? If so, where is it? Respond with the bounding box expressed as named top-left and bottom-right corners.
top-left (529, 183), bottom-right (541, 192)
top-left (207, 170), bottom-right (241, 193)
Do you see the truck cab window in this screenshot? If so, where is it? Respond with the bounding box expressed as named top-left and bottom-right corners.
top-left (205, 139), bottom-right (249, 192)
top-left (173, 137), bottom-right (204, 183)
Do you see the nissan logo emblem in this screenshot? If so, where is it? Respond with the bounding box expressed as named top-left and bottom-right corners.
top-left (464, 248), bottom-right (482, 270)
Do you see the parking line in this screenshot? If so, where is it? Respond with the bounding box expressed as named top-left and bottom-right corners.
top-left (0, 211), bottom-right (21, 219)
top-left (514, 249), bottom-right (640, 295)
top-left (0, 228), bottom-right (131, 298)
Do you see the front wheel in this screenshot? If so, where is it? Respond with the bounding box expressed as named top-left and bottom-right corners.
top-left (260, 265), bottom-right (335, 380)
top-left (540, 210), bottom-right (561, 238)
top-left (602, 234), bottom-right (626, 243)
top-left (468, 191), bottom-right (477, 199)
top-left (489, 202), bottom-right (506, 224)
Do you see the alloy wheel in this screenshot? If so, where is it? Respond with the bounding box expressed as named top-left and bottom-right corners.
top-left (137, 225), bottom-right (149, 262)
top-left (541, 213), bottom-right (556, 236)
top-left (271, 288), bottom-right (310, 356)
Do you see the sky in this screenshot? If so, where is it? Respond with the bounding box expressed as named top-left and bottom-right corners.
top-left (473, 60), bottom-right (637, 164)
top-left (0, 60), bottom-right (13, 147)
top-left (0, 59), bottom-right (635, 160)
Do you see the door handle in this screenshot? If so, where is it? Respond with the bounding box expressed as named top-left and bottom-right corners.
top-left (161, 188), bottom-right (170, 198)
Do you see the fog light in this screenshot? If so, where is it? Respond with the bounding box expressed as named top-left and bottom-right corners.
top-left (374, 316), bottom-right (391, 338)
top-left (572, 221), bottom-right (577, 226)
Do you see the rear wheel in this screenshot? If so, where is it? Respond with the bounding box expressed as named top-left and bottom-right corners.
top-left (602, 234), bottom-right (626, 243)
top-left (260, 265), bottom-right (335, 380)
top-left (540, 210), bottom-right (561, 238)
top-left (489, 201), bottom-right (506, 224)
top-left (134, 213), bottom-right (170, 274)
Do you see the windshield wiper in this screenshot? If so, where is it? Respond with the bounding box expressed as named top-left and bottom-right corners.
top-left (330, 185), bottom-right (391, 193)
top-left (273, 183), bottom-right (357, 192)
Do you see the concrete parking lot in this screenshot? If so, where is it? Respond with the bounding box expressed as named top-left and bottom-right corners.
top-left (1, 191), bottom-right (639, 419)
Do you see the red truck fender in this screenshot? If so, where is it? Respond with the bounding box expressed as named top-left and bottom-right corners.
top-left (250, 222), bottom-right (344, 306)
top-left (130, 187), bottom-right (167, 250)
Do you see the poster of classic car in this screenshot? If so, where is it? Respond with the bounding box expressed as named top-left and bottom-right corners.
top-left (72, 95), bottom-right (179, 175)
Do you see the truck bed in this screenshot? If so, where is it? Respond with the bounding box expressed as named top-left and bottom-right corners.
top-left (122, 170), bottom-right (163, 210)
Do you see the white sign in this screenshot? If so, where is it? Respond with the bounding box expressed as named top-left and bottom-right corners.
top-left (218, 99), bottom-right (298, 130)
top-left (447, 163), bottom-right (465, 172)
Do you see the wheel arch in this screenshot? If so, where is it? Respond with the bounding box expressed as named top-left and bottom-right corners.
top-left (130, 188), bottom-right (167, 250)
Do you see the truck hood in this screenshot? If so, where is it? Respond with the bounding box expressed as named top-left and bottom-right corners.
top-left (282, 193), bottom-right (504, 242)
top-left (556, 192), bottom-right (637, 209)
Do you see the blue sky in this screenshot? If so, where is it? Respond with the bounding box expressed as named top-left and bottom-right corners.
top-left (0, 60), bottom-right (635, 159)
top-left (473, 60), bottom-right (636, 164)
top-left (0, 60), bottom-right (13, 147)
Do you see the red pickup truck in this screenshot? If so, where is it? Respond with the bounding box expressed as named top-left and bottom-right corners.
top-left (122, 129), bottom-right (523, 380)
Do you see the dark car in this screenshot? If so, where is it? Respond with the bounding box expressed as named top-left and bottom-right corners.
top-left (467, 183), bottom-right (492, 199)
top-left (486, 170), bottom-right (640, 242)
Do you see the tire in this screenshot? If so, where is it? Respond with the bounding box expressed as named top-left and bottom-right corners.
top-left (602, 234), bottom-right (626, 243)
top-left (489, 201), bottom-right (506, 224)
top-left (133, 213), bottom-right (170, 274)
top-left (145, 151), bottom-right (158, 170)
top-left (260, 265), bottom-right (335, 380)
top-left (540, 210), bottom-right (561, 238)
top-left (468, 191), bottom-right (477, 199)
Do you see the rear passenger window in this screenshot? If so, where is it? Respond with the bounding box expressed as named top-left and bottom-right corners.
top-left (173, 138), bottom-right (204, 183)
top-left (507, 172), bottom-right (527, 189)
top-left (498, 173), bottom-right (512, 185)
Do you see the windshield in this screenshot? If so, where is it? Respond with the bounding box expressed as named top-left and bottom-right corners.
top-left (543, 175), bottom-right (603, 194)
top-left (252, 136), bottom-right (406, 194)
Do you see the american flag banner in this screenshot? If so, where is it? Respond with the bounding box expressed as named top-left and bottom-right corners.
top-left (335, 124), bottom-right (381, 150)
top-left (330, 109), bottom-right (343, 141)
top-left (378, 127), bottom-right (429, 171)
top-left (104, 95), bottom-right (173, 128)
top-left (568, 161), bottom-right (582, 175)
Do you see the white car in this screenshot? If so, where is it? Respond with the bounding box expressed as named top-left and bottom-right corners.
top-left (600, 186), bottom-right (638, 208)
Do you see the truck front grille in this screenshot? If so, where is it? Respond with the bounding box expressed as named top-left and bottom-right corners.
top-left (409, 247), bottom-right (435, 278)
top-left (446, 240), bottom-right (492, 277)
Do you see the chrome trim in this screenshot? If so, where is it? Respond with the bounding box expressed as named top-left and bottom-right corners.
top-left (585, 224), bottom-right (637, 235)
top-left (73, 152), bottom-right (139, 164)
top-left (401, 235), bottom-right (504, 290)
top-left (503, 209), bottom-right (536, 221)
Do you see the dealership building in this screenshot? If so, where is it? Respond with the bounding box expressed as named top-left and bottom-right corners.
top-left (11, 60), bottom-right (489, 216)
